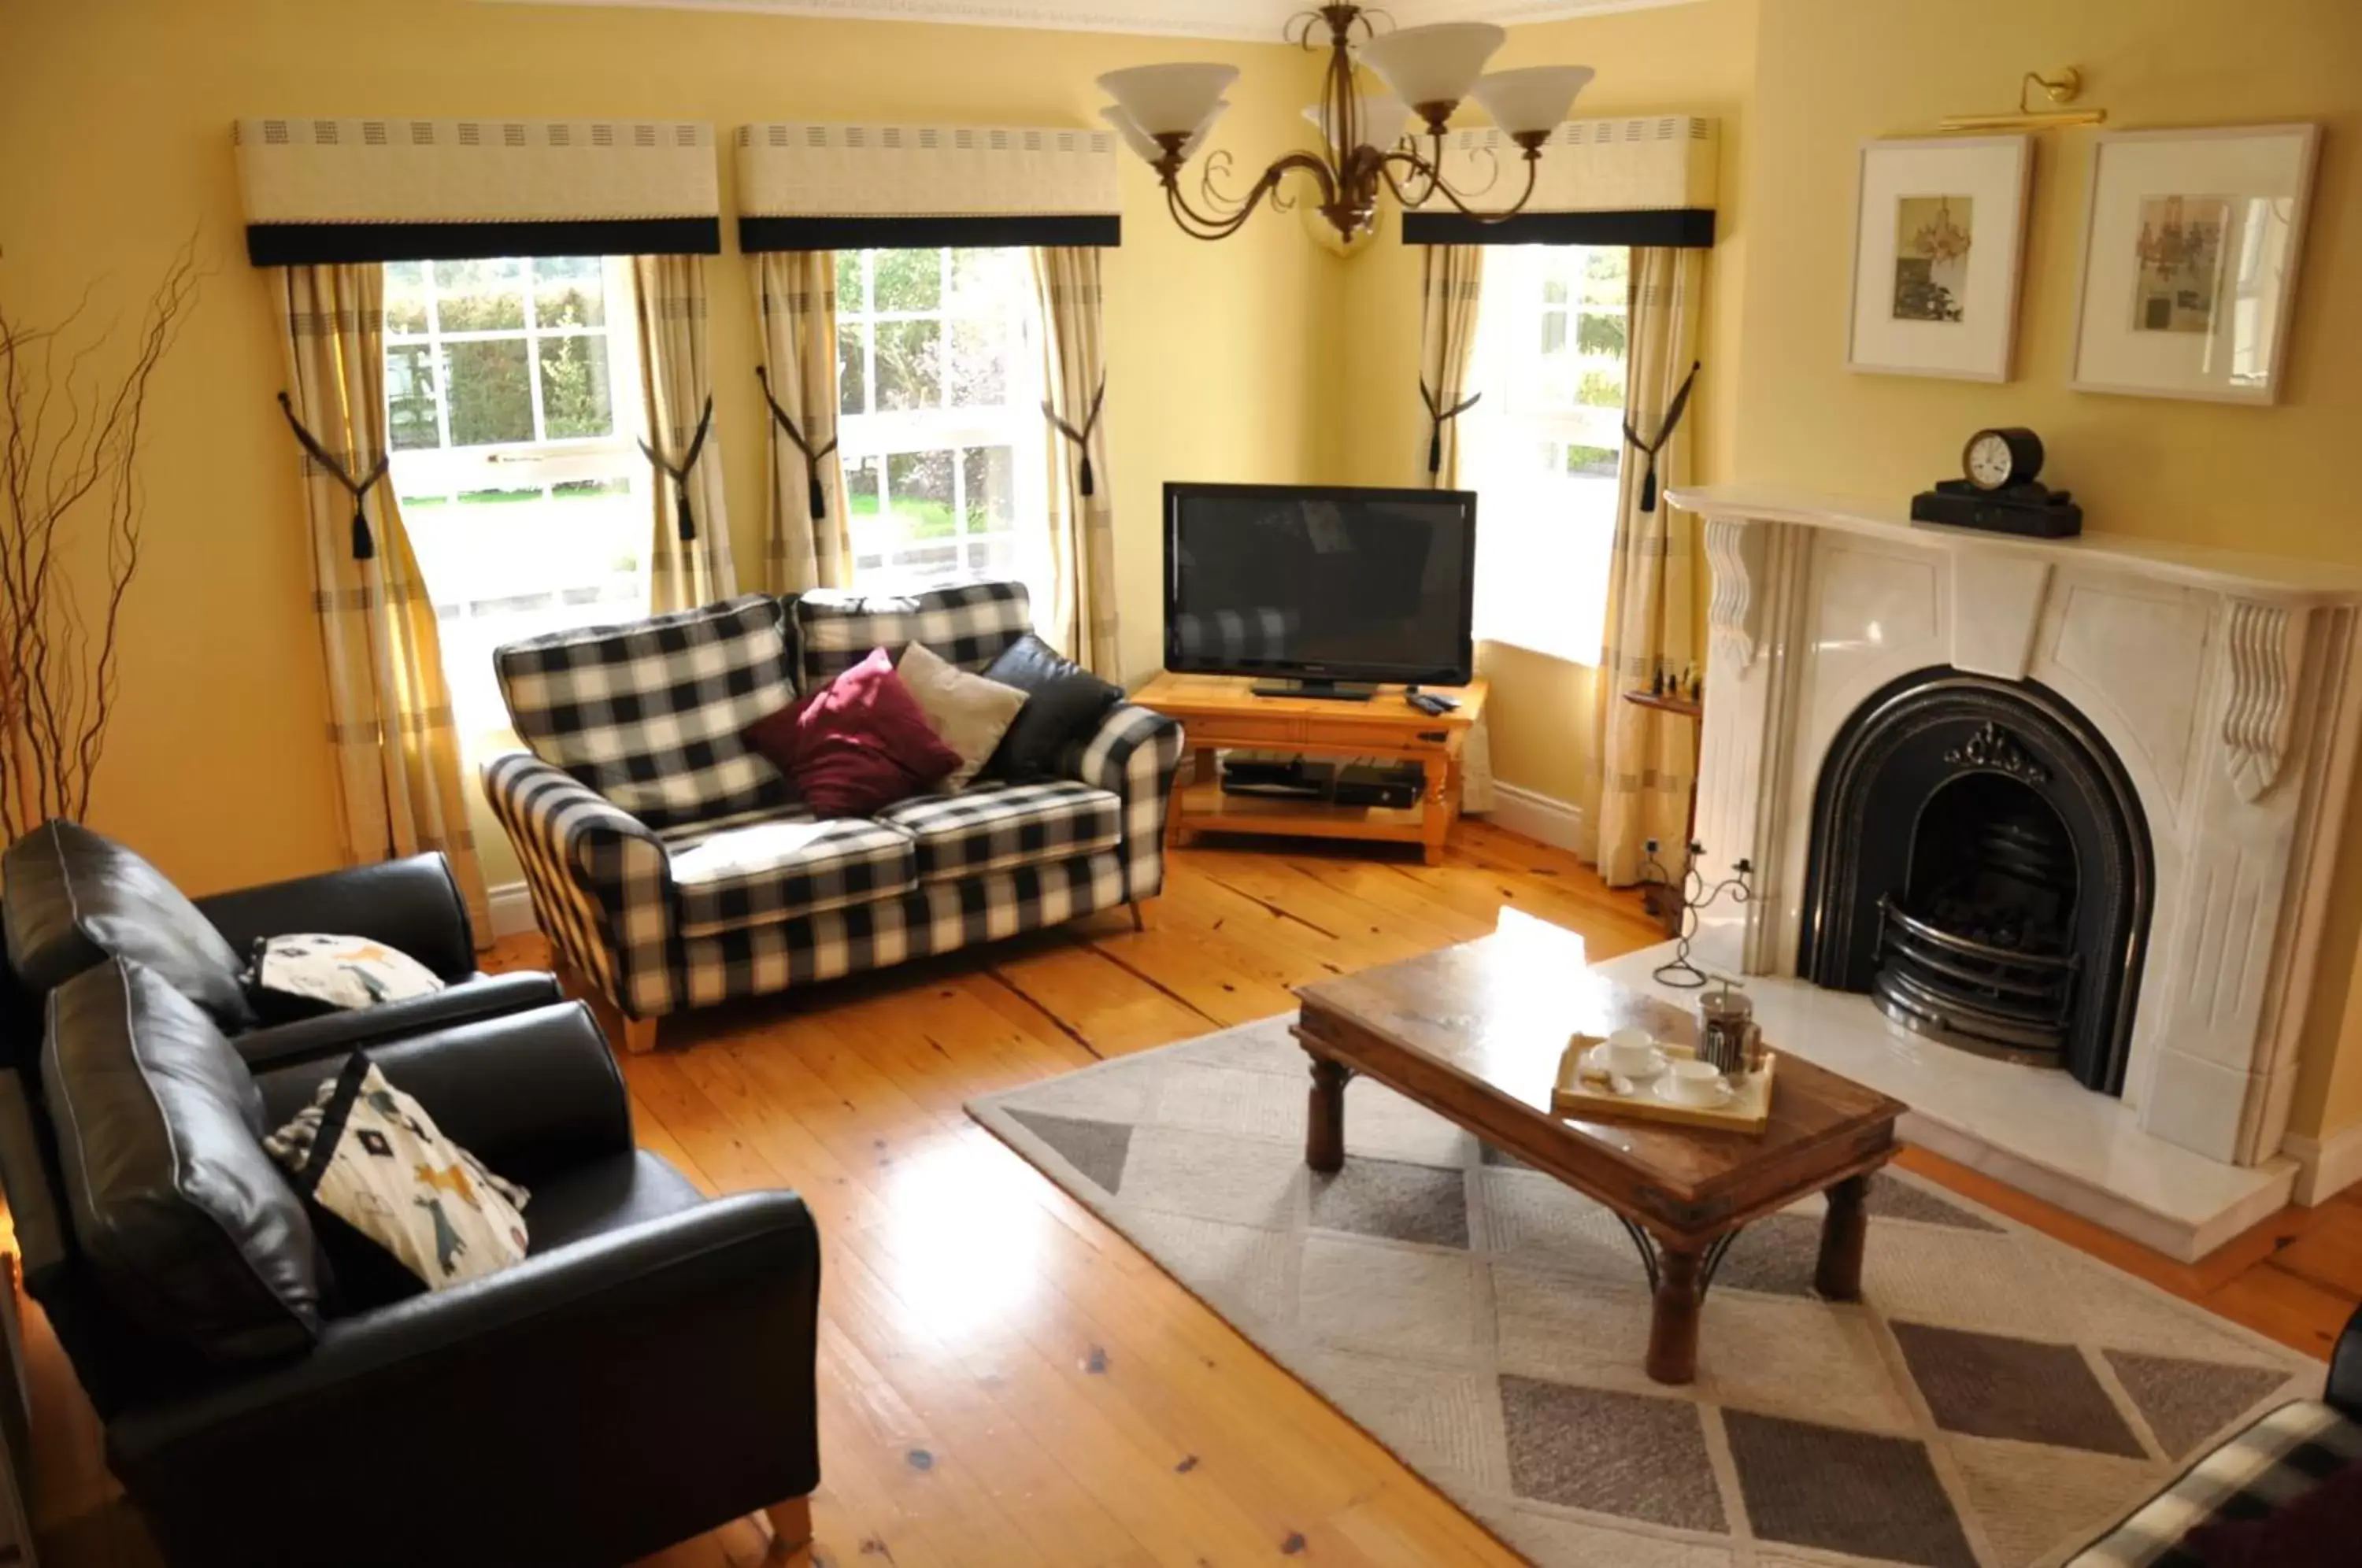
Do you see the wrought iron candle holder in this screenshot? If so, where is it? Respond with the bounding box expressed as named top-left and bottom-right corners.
top-left (1638, 838), bottom-right (1755, 989)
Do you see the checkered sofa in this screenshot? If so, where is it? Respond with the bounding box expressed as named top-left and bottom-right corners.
top-left (480, 582), bottom-right (1183, 1048)
top-left (2071, 1306), bottom-right (2361, 1565)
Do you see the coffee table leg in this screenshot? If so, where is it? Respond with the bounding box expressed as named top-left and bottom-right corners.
top-left (1816, 1172), bottom-right (1871, 1301)
top-left (1646, 1244), bottom-right (1705, 1385)
top-left (1306, 1056), bottom-right (1351, 1174)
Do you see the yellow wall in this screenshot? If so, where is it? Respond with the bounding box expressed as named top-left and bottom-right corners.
top-left (0, 0), bottom-right (1335, 893)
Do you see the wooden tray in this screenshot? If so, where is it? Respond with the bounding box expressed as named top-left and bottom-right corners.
top-left (1553, 1035), bottom-right (1776, 1135)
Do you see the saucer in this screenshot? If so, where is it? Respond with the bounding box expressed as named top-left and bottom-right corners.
top-left (1584, 1043), bottom-right (1668, 1082)
top-left (1653, 1074), bottom-right (1734, 1110)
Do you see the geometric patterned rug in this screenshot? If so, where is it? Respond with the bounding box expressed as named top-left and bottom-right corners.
top-left (968, 1015), bottom-right (2321, 1568)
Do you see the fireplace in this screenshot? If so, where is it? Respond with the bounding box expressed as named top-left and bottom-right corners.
top-left (1797, 669), bottom-right (2153, 1093)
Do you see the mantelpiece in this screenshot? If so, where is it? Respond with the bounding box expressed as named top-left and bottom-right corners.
top-left (1627, 483), bottom-right (2362, 1258)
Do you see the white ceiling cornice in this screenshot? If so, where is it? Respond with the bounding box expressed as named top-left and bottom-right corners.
top-left (483, 0), bottom-right (1701, 45)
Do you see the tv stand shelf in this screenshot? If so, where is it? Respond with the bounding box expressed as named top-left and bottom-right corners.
top-left (1136, 671), bottom-right (1489, 864)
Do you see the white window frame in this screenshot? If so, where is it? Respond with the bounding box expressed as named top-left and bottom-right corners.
top-left (1463, 242), bottom-right (1631, 669)
top-left (835, 247), bottom-right (1049, 593)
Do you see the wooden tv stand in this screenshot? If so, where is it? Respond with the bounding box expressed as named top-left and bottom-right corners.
top-left (1134, 671), bottom-right (1490, 864)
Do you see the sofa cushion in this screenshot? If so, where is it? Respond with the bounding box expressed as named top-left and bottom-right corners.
top-left (663, 812), bottom-right (919, 936)
top-left (494, 594), bottom-right (796, 830)
top-left (43, 961), bottom-right (322, 1363)
top-left (978, 634), bottom-right (1124, 782)
top-left (2068, 1400), bottom-right (2362, 1567)
top-left (790, 581), bottom-right (1035, 690)
top-left (743, 647), bottom-right (962, 818)
top-left (897, 640), bottom-right (1027, 791)
top-left (876, 781), bottom-right (1124, 882)
top-left (3, 819), bottom-right (255, 1029)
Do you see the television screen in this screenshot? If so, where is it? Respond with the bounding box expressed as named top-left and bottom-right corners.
top-left (1164, 483), bottom-right (1476, 686)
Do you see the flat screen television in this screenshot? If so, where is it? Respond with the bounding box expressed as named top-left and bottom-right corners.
top-left (1163, 482), bottom-right (1477, 697)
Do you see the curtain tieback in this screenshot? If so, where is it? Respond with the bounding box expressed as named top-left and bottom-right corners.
top-left (1621, 360), bottom-right (1702, 515)
top-left (1040, 372), bottom-right (1107, 499)
top-left (638, 394), bottom-right (715, 542)
top-left (756, 366), bottom-right (839, 523)
top-left (1420, 379), bottom-right (1482, 478)
top-left (276, 391), bottom-right (390, 562)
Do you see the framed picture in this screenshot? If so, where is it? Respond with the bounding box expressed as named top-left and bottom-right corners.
top-left (2069, 124), bottom-right (2321, 404)
top-left (1846, 135), bottom-right (2033, 382)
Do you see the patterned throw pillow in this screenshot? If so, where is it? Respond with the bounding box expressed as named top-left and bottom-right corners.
top-left (265, 1053), bottom-right (529, 1290)
top-left (246, 933), bottom-right (446, 1023)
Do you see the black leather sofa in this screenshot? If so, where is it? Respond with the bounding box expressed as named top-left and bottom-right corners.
top-left (1, 819), bottom-right (561, 1071)
top-left (6, 966), bottom-right (823, 1567)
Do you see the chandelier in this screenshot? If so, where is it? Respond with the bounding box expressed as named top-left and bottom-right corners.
top-left (1095, 5), bottom-right (1594, 244)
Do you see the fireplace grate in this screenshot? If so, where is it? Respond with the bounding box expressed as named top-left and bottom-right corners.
top-left (1872, 894), bottom-right (2080, 1063)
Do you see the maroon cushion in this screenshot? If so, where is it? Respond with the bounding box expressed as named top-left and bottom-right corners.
top-left (744, 647), bottom-right (962, 818)
top-left (2193, 1457), bottom-right (2362, 1568)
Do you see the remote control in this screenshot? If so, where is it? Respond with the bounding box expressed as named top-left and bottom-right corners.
top-left (1406, 691), bottom-right (1459, 716)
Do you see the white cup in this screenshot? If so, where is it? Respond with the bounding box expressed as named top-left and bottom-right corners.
top-left (1665, 1060), bottom-right (1728, 1105)
top-left (1599, 1027), bottom-right (1661, 1075)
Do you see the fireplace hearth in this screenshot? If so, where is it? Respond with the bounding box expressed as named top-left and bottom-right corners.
top-left (1798, 669), bottom-right (2151, 1093)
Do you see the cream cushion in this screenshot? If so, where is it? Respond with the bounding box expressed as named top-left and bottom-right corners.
top-left (896, 640), bottom-right (1029, 791)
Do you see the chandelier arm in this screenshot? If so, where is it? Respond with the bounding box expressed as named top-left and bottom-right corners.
top-left (1161, 152), bottom-right (1337, 241)
top-left (1377, 145), bottom-right (1542, 222)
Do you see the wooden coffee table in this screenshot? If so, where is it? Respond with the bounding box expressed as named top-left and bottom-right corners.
top-left (1292, 925), bottom-right (1908, 1385)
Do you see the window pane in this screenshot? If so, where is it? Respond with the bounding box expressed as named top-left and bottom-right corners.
top-left (387, 344), bottom-right (441, 451)
top-left (1578, 366), bottom-right (1625, 409)
top-left (846, 453), bottom-right (880, 518)
top-left (875, 319), bottom-right (942, 410)
top-left (442, 339), bottom-right (535, 446)
top-left (432, 257), bottom-right (526, 331)
top-left (948, 316), bottom-right (1009, 408)
top-left (835, 252), bottom-right (866, 314)
top-left (838, 324), bottom-right (868, 417)
top-left (961, 446), bottom-right (1015, 533)
top-left (1576, 309), bottom-right (1629, 358)
top-left (1540, 309), bottom-right (1568, 357)
top-left (386, 261), bottom-right (431, 336)
top-left (886, 449), bottom-right (955, 539)
top-left (536, 335), bottom-right (613, 438)
top-left (1581, 247), bottom-right (1628, 308)
top-left (533, 257), bottom-right (605, 328)
top-left (871, 248), bottom-right (942, 313)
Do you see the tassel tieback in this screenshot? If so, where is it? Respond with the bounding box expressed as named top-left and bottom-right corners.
top-left (639, 394), bottom-right (715, 542)
top-left (276, 391), bottom-right (391, 561)
top-left (1041, 372), bottom-right (1108, 499)
top-left (1622, 360), bottom-right (1701, 516)
top-left (1419, 379), bottom-right (1481, 478)
top-left (757, 365), bottom-right (839, 523)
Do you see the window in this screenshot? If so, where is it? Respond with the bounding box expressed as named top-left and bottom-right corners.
top-left (383, 256), bottom-right (648, 749)
top-left (835, 248), bottom-right (1047, 593)
top-left (1463, 244), bottom-right (1630, 667)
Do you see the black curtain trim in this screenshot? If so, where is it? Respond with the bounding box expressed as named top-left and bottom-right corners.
top-left (739, 213), bottom-right (1120, 252)
top-left (246, 216), bottom-right (721, 266)
top-left (1401, 208), bottom-right (1716, 250)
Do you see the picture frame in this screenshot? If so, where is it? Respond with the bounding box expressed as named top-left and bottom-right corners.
top-left (1846, 135), bottom-right (2033, 382)
top-left (2068, 124), bottom-right (2321, 405)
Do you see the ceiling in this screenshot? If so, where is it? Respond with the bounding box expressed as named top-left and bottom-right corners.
top-left (488, 0), bottom-right (1699, 43)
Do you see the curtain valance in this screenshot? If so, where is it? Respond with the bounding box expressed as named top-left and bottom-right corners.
top-left (1401, 116), bottom-right (1719, 248)
top-left (736, 123), bottom-right (1120, 251)
top-left (235, 119), bottom-right (723, 265)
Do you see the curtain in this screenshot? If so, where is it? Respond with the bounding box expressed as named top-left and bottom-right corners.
top-left (276, 264), bottom-right (492, 940)
top-left (1581, 246), bottom-right (1705, 886)
top-left (632, 253), bottom-right (736, 612)
top-left (1416, 244), bottom-right (1495, 815)
top-left (1031, 247), bottom-right (1121, 679)
top-left (754, 251), bottom-right (852, 594)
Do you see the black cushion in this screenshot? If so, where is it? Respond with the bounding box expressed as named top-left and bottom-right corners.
top-left (979, 634), bottom-right (1122, 781)
top-left (3, 820), bottom-right (255, 1029)
top-left (43, 961), bottom-right (321, 1363)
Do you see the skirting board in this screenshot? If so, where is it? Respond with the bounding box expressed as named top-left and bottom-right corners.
top-left (2284, 1121), bottom-right (2362, 1206)
top-left (1478, 782), bottom-right (1583, 853)
top-left (487, 882), bottom-right (541, 940)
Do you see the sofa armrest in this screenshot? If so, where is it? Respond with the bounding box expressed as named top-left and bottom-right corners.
top-left (2330, 1305), bottom-right (2362, 1418)
top-left (194, 853), bottom-right (477, 979)
top-left (253, 1000), bottom-right (631, 1182)
top-left (479, 752), bottom-right (677, 1018)
top-left (233, 970), bottom-right (565, 1073)
top-left (1063, 701), bottom-right (1185, 900)
top-left (105, 1185), bottom-right (821, 1568)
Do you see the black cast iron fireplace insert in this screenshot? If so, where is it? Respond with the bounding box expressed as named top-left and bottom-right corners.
top-left (1797, 668), bottom-right (2153, 1094)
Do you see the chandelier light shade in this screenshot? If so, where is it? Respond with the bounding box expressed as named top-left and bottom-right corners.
top-left (1095, 63), bottom-right (1239, 139)
top-left (1468, 65), bottom-right (1597, 136)
top-left (1097, 4), bottom-right (1591, 246)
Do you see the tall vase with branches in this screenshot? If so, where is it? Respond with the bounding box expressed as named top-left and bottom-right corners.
top-left (0, 240), bottom-right (199, 841)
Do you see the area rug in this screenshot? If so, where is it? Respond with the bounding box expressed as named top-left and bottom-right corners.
top-left (967, 1015), bottom-right (2320, 1568)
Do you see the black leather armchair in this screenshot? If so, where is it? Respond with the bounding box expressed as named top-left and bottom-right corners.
top-left (11, 988), bottom-right (822, 1568)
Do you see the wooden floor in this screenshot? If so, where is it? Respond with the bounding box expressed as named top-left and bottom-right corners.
top-left (23, 820), bottom-right (2362, 1566)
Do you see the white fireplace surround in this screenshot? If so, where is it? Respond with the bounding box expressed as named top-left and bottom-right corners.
top-left (1630, 484), bottom-right (2362, 1255)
